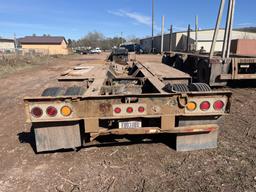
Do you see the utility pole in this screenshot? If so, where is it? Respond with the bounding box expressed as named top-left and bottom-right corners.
top-left (187, 24), bottom-right (191, 52)
top-left (151, 0), bottom-right (154, 53)
top-left (14, 33), bottom-right (17, 49)
top-left (121, 32), bottom-right (123, 45)
top-left (161, 16), bottom-right (165, 54)
top-left (195, 16), bottom-right (198, 51)
top-left (169, 25), bottom-right (173, 51)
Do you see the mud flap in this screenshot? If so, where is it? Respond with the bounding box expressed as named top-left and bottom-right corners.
top-left (33, 122), bottom-right (81, 152)
top-left (176, 130), bottom-right (218, 151)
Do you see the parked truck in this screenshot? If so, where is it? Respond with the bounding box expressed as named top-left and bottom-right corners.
top-left (24, 49), bottom-right (231, 153)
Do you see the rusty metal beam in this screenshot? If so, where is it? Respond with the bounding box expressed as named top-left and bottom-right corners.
top-left (96, 124), bottom-right (219, 136)
top-left (226, 0), bottom-right (236, 59)
top-left (210, 0), bottom-right (226, 59)
top-left (222, 0), bottom-right (233, 59)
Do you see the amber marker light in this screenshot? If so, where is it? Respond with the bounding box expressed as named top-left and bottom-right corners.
top-left (61, 106), bottom-right (72, 116)
top-left (186, 102), bottom-right (197, 111)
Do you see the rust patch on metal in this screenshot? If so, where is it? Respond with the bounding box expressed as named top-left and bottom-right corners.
top-left (99, 103), bottom-right (112, 114)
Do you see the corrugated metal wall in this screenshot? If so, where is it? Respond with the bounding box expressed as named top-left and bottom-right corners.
top-left (140, 29), bottom-right (256, 53)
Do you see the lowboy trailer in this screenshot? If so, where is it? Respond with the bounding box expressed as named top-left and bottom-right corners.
top-left (162, 51), bottom-right (256, 86)
top-left (24, 51), bottom-right (231, 152)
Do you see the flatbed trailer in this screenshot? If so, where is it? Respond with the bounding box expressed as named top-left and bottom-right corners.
top-left (162, 0), bottom-right (256, 86)
top-left (24, 53), bottom-right (231, 153)
top-left (162, 51), bottom-right (256, 86)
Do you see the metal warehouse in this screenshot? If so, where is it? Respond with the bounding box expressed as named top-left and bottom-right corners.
top-left (140, 29), bottom-right (256, 53)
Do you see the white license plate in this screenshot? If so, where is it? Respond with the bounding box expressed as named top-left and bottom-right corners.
top-left (240, 65), bottom-right (250, 68)
top-left (118, 121), bottom-right (142, 129)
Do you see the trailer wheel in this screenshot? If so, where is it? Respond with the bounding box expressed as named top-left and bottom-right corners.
top-left (188, 83), bottom-right (212, 92)
top-left (197, 60), bottom-right (210, 84)
top-left (162, 55), bottom-right (167, 64)
top-left (64, 86), bottom-right (86, 96)
top-left (172, 84), bottom-right (190, 92)
top-left (174, 56), bottom-right (184, 71)
top-left (162, 55), bottom-right (171, 65)
top-left (41, 87), bottom-right (65, 96)
top-left (163, 83), bottom-right (189, 93)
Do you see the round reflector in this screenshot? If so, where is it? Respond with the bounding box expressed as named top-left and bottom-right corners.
top-left (61, 106), bottom-right (72, 116)
top-left (186, 102), bottom-right (197, 111)
top-left (138, 106), bottom-right (145, 113)
top-left (213, 100), bottom-right (224, 110)
top-left (46, 106), bottom-right (57, 117)
top-left (114, 107), bottom-right (121, 114)
top-left (200, 101), bottom-right (210, 111)
top-left (31, 107), bottom-right (43, 118)
top-left (126, 107), bottom-right (133, 113)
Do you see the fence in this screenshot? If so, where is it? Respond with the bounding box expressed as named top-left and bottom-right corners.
top-left (0, 48), bottom-right (51, 68)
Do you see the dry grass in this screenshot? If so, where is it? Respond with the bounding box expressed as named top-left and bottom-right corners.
top-left (0, 54), bottom-right (50, 78)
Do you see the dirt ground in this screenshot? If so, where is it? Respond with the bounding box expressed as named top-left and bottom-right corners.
top-left (0, 53), bottom-right (255, 192)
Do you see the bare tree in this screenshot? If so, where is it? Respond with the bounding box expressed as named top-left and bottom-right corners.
top-left (73, 31), bottom-right (138, 50)
top-left (126, 35), bottom-right (140, 44)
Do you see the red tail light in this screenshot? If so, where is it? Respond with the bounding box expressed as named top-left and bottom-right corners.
top-left (200, 101), bottom-right (210, 111)
top-left (126, 107), bottom-right (133, 113)
top-left (138, 106), bottom-right (145, 113)
top-left (114, 107), bottom-right (121, 114)
top-left (213, 100), bottom-right (224, 110)
top-left (31, 107), bottom-right (43, 118)
top-left (46, 106), bottom-right (57, 117)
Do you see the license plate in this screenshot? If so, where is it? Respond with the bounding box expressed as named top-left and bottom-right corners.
top-left (118, 121), bottom-right (142, 129)
top-left (240, 65), bottom-right (250, 68)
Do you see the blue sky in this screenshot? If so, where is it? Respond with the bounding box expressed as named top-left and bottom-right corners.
top-left (0, 0), bottom-right (256, 40)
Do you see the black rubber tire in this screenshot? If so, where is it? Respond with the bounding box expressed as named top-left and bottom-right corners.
top-left (41, 87), bottom-right (65, 96)
top-left (64, 87), bottom-right (86, 96)
top-left (172, 84), bottom-right (190, 92)
top-left (197, 60), bottom-right (210, 84)
top-left (163, 83), bottom-right (189, 93)
top-left (174, 56), bottom-right (184, 71)
top-left (162, 55), bottom-right (168, 64)
top-left (162, 55), bottom-right (166, 64)
top-left (184, 57), bottom-right (198, 76)
top-left (188, 83), bottom-right (212, 92)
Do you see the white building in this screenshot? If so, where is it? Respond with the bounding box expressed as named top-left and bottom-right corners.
top-left (0, 38), bottom-right (15, 52)
top-left (140, 29), bottom-right (256, 53)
